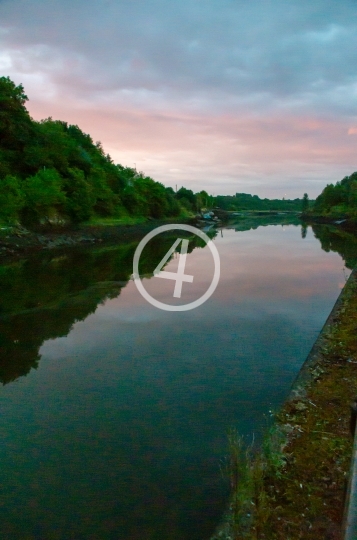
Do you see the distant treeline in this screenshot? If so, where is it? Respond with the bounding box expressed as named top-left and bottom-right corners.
top-left (0, 76), bottom-right (213, 226)
top-left (306, 172), bottom-right (357, 219)
top-left (215, 193), bottom-right (305, 212)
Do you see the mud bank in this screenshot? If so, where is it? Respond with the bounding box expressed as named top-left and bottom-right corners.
top-left (0, 219), bottom-right (190, 262)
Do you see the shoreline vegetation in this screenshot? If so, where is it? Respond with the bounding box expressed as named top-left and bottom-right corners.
top-left (212, 269), bottom-right (357, 540)
top-left (302, 172), bottom-right (357, 232)
top-left (0, 76), bottom-right (213, 230)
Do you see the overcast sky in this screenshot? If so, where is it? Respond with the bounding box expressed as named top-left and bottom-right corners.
top-left (1, 0), bottom-right (357, 197)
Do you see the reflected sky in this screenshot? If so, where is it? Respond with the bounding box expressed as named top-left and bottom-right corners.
top-left (0, 223), bottom-right (351, 540)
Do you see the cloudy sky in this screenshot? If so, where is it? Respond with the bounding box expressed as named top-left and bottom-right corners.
top-left (1, 0), bottom-right (357, 197)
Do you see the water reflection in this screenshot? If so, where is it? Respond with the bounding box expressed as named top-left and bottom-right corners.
top-left (0, 220), bottom-right (356, 539)
top-left (0, 232), bottom-right (209, 384)
top-left (311, 223), bottom-right (357, 269)
top-left (301, 224), bottom-right (308, 238)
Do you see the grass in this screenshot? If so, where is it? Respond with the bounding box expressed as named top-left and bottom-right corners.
top-left (82, 211), bottom-right (194, 228)
top-left (219, 269), bottom-right (357, 539)
top-left (82, 215), bottom-right (148, 227)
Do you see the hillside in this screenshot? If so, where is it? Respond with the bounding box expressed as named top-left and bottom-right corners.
top-left (0, 76), bottom-right (189, 226)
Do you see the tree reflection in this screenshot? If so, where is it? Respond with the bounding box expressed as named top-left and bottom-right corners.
top-left (0, 231), bottom-right (215, 384)
top-left (2, 222), bottom-right (356, 385)
top-left (311, 224), bottom-right (357, 269)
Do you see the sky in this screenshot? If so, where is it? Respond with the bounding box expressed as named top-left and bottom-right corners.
top-left (0, 0), bottom-right (357, 198)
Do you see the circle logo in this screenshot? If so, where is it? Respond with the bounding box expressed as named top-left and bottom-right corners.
top-left (132, 224), bottom-right (220, 311)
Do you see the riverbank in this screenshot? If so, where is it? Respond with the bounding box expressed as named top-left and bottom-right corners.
top-left (0, 217), bottom-right (193, 262)
top-left (0, 212), bottom-right (303, 262)
top-left (302, 214), bottom-right (357, 234)
top-left (213, 268), bottom-right (357, 539)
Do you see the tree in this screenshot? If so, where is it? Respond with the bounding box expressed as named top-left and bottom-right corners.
top-left (196, 190), bottom-right (210, 211)
top-left (0, 175), bottom-right (24, 223)
top-left (22, 168), bottom-right (65, 223)
top-left (348, 180), bottom-right (357, 216)
top-left (302, 193), bottom-right (309, 212)
top-left (88, 167), bottom-right (117, 216)
top-left (165, 189), bottom-right (180, 216)
top-left (0, 76), bottom-right (34, 177)
top-left (64, 168), bottom-right (94, 222)
top-left (176, 187), bottom-right (197, 212)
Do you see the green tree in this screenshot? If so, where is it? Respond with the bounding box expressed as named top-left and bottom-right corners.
top-left (0, 76), bottom-right (34, 177)
top-left (23, 168), bottom-right (65, 222)
top-left (88, 167), bottom-right (117, 216)
top-left (165, 188), bottom-right (181, 216)
top-left (348, 180), bottom-right (357, 216)
top-left (176, 187), bottom-right (197, 212)
top-left (302, 193), bottom-right (309, 212)
top-left (64, 168), bottom-right (94, 222)
top-left (0, 175), bottom-right (24, 223)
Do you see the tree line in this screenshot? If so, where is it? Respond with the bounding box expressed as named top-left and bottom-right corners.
top-left (215, 193), bottom-right (307, 212)
top-left (0, 76), bottom-right (213, 226)
top-left (305, 172), bottom-right (357, 219)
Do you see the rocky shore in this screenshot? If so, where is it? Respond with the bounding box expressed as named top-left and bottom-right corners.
top-left (0, 220), bottom-right (188, 261)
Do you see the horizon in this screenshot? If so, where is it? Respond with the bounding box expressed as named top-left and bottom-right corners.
top-left (1, 0), bottom-right (357, 198)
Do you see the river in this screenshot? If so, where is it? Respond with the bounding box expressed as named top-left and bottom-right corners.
top-left (0, 219), bottom-right (356, 539)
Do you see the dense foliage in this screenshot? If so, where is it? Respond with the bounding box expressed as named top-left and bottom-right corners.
top-left (308, 172), bottom-right (357, 219)
top-left (0, 76), bottom-right (184, 226)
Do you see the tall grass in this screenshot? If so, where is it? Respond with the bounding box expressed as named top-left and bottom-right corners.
top-left (223, 424), bottom-right (287, 539)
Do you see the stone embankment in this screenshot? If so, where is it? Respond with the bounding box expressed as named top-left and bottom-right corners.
top-left (212, 269), bottom-right (357, 539)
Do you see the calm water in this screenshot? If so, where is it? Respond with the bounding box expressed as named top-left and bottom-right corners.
top-left (0, 220), bottom-right (355, 539)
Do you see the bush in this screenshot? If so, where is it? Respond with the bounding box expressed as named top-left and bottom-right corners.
top-left (0, 175), bottom-right (24, 223)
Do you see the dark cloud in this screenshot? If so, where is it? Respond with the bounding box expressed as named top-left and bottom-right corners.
top-left (2, 0), bottom-right (357, 100)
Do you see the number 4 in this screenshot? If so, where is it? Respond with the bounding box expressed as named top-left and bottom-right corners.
top-left (153, 238), bottom-right (194, 298)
